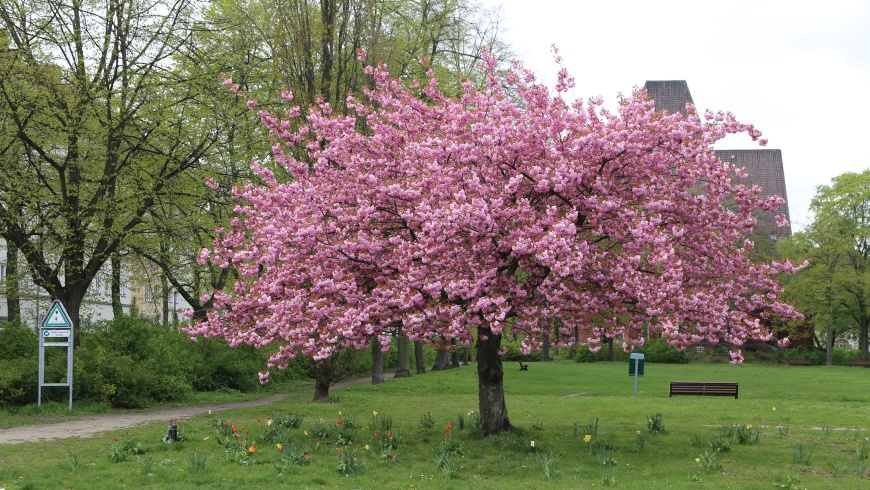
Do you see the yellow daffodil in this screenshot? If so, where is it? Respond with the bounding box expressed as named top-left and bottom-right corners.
top-left (584, 434), bottom-right (592, 443)
top-left (772, 407), bottom-right (777, 411)
top-left (364, 444), bottom-right (370, 450)
top-left (372, 411), bottom-right (378, 417)
top-left (636, 430), bottom-right (641, 435)
top-left (695, 457), bottom-right (701, 463)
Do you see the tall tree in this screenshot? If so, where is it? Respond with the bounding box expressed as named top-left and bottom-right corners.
top-left (188, 52), bottom-right (801, 436)
top-left (0, 0), bottom-right (215, 330)
top-left (0, 28), bottom-right (26, 323)
top-left (781, 170), bottom-right (870, 361)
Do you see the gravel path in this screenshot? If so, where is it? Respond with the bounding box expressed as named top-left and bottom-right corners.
top-left (0, 377), bottom-right (370, 445)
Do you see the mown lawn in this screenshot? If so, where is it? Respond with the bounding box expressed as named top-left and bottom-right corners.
top-left (1, 361), bottom-right (868, 489)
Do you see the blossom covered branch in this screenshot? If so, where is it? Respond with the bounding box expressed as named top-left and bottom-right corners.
top-left (186, 52), bottom-right (802, 380)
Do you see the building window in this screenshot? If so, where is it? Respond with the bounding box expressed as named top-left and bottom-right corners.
top-left (0, 264), bottom-right (5, 282)
top-left (145, 284), bottom-right (153, 303)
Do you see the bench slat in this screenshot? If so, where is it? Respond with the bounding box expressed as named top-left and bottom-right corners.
top-left (669, 381), bottom-right (738, 399)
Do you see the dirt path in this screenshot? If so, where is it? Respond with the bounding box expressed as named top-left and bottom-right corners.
top-left (0, 377), bottom-right (371, 445)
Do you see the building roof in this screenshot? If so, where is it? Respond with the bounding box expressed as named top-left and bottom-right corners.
top-left (644, 80), bottom-right (792, 241)
top-left (714, 149), bottom-right (792, 238)
top-left (643, 80), bottom-right (694, 117)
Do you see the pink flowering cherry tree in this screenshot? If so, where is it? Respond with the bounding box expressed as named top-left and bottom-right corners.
top-left (186, 51), bottom-right (802, 436)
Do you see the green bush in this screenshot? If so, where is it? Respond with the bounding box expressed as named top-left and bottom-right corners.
top-left (0, 357), bottom-right (38, 405)
top-left (0, 314), bottom-right (316, 408)
top-left (0, 322), bottom-right (37, 360)
top-left (74, 316), bottom-right (192, 407)
top-left (778, 346), bottom-right (861, 366)
top-left (185, 337), bottom-right (272, 393)
top-left (638, 339), bottom-right (689, 364)
top-left (500, 339), bottom-right (541, 362)
top-left (564, 343), bottom-right (630, 363)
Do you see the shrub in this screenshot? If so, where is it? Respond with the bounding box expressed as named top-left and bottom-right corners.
top-left (0, 357), bottom-right (38, 405)
top-left (778, 347), bottom-right (860, 366)
top-left (565, 343), bottom-right (630, 363)
top-left (186, 337), bottom-right (271, 393)
top-left (0, 322), bottom-right (38, 360)
top-left (638, 339), bottom-right (689, 364)
top-left (500, 339), bottom-right (542, 362)
top-left (0, 314), bottom-right (321, 408)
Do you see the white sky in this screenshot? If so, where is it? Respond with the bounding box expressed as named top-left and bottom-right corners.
top-left (479, 0), bottom-right (870, 231)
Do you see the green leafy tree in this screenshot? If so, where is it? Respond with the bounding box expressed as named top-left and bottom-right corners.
top-left (780, 170), bottom-right (870, 362)
top-left (0, 0), bottom-right (215, 331)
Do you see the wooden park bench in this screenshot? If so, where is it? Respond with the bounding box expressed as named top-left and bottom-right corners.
top-left (519, 361), bottom-right (529, 371)
top-left (669, 381), bottom-right (739, 399)
top-left (788, 360), bottom-right (812, 366)
top-left (849, 361), bottom-right (870, 367)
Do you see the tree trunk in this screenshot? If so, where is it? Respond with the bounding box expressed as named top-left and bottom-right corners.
top-left (432, 348), bottom-right (448, 371)
top-left (477, 326), bottom-right (512, 437)
top-left (371, 336), bottom-right (384, 385)
top-left (541, 333), bottom-right (550, 361)
top-left (860, 302), bottom-right (869, 361)
top-left (61, 294), bottom-right (84, 349)
top-left (313, 361), bottom-right (331, 401)
top-left (811, 329), bottom-right (824, 351)
top-left (859, 322), bottom-right (870, 361)
top-left (462, 346), bottom-right (470, 365)
top-left (450, 339), bottom-right (459, 368)
top-left (414, 340), bottom-right (426, 374)
top-left (5, 244), bottom-right (20, 323)
top-left (826, 291), bottom-right (834, 366)
top-left (394, 334), bottom-right (410, 378)
top-left (111, 253), bottom-right (123, 317)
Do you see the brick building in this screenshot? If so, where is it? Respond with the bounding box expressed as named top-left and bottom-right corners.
top-left (643, 80), bottom-right (810, 349)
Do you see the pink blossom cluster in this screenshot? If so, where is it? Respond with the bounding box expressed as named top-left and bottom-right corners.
top-left (188, 53), bottom-right (802, 378)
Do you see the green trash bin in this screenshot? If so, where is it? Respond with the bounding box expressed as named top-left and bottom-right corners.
top-left (629, 353), bottom-right (645, 376)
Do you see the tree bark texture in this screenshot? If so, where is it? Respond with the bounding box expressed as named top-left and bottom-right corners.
top-left (313, 361), bottom-right (331, 401)
top-left (431, 348), bottom-right (448, 371)
top-left (5, 244), bottom-right (20, 323)
top-left (541, 333), bottom-right (550, 361)
top-left (414, 339), bottom-right (426, 374)
top-left (371, 336), bottom-right (384, 384)
top-left (394, 334), bottom-right (410, 378)
top-left (476, 326), bottom-right (512, 437)
top-left (111, 254), bottom-right (123, 317)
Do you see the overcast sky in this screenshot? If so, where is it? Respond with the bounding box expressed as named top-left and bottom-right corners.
top-left (478, 0), bottom-right (870, 231)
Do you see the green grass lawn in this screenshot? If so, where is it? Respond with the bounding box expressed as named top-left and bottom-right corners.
top-left (1, 361), bottom-right (868, 489)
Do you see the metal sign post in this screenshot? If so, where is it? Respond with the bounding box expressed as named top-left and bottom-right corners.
top-left (38, 300), bottom-right (74, 411)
